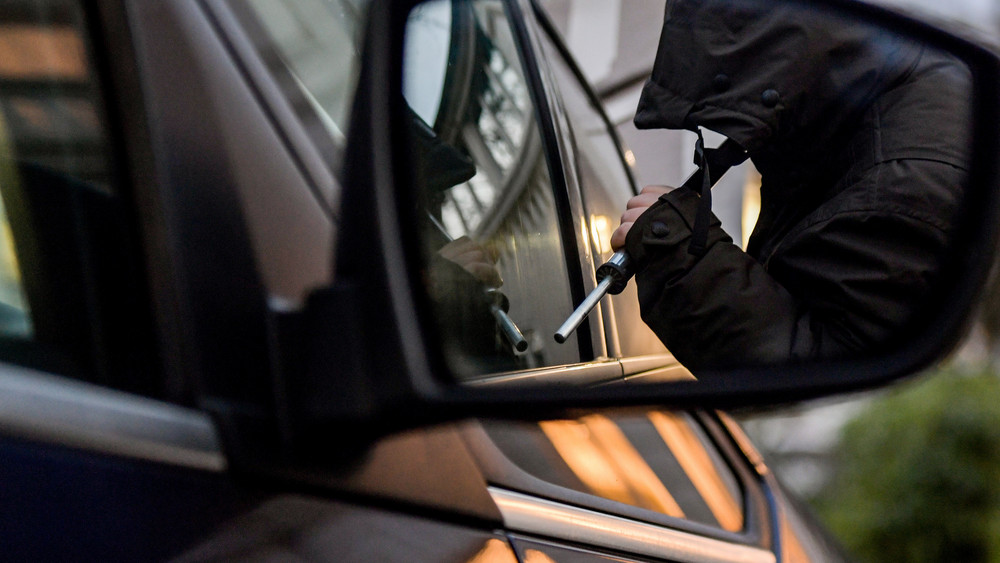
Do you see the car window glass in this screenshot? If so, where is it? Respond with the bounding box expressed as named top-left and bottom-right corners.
top-left (536, 29), bottom-right (668, 359)
top-left (482, 410), bottom-right (745, 532)
top-left (0, 1), bottom-right (162, 396)
top-left (240, 0), bottom-right (369, 156)
top-left (403, 0), bottom-right (583, 379)
top-left (0, 3), bottom-right (112, 341)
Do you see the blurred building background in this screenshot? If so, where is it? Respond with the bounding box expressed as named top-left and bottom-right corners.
top-left (539, 1), bottom-right (1000, 561)
top-left (540, 0), bottom-right (755, 246)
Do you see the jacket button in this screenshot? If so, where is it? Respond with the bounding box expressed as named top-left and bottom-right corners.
top-left (650, 221), bottom-right (670, 237)
top-left (761, 89), bottom-right (780, 108)
top-left (712, 74), bottom-right (731, 92)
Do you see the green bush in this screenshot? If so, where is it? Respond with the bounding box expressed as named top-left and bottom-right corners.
top-left (813, 366), bottom-right (1000, 563)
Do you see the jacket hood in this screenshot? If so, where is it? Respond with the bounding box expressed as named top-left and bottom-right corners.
top-left (635, 0), bottom-right (922, 153)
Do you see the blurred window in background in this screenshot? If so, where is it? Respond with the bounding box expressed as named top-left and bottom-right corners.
top-left (0, 1), bottom-right (113, 340)
top-left (0, 1), bottom-right (159, 397)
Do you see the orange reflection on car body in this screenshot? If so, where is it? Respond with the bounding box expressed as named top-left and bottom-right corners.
top-left (523, 549), bottom-right (558, 563)
top-left (648, 411), bottom-right (743, 531)
top-left (466, 538), bottom-right (519, 563)
top-left (539, 415), bottom-right (684, 517)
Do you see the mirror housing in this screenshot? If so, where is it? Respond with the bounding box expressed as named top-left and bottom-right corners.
top-left (279, 0), bottom-right (1000, 453)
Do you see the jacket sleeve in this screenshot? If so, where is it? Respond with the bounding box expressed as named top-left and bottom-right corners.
top-left (624, 177), bottom-right (953, 372)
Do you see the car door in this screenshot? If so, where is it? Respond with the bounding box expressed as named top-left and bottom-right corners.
top-left (0, 1), bottom-right (260, 559)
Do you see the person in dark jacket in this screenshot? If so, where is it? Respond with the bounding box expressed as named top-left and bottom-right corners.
top-left (610, 0), bottom-right (972, 371)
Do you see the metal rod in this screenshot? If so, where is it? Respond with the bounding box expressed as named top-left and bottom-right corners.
top-left (550, 139), bottom-right (748, 345)
top-left (554, 275), bottom-right (613, 344)
top-left (426, 211), bottom-right (528, 353)
top-left (491, 304), bottom-right (529, 352)
top-left (426, 212), bottom-right (451, 239)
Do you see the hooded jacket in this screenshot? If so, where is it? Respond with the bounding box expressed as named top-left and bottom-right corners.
top-left (624, 0), bottom-right (972, 370)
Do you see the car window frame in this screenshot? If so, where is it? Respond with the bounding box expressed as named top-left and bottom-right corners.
top-left (497, 0), bottom-right (599, 363)
top-left (0, 0), bottom-right (229, 468)
top-left (527, 0), bottom-right (695, 372)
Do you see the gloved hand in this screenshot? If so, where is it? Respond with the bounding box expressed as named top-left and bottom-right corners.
top-left (435, 236), bottom-right (502, 289)
top-left (610, 185), bottom-right (675, 251)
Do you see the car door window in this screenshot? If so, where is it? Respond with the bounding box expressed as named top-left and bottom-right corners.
top-left (0, 1), bottom-right (158, 392)
top-left (404, 0), bottom-right (584, 379)
top-left (482, 410), bottom-right (745, 532)
top-left (534, 23), bottom-right (669, 359)
top-left (0, 6), bottom-right (108, 341)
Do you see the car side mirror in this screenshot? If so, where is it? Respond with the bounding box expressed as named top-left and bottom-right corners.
top-left (279, 0), bottom-right (1000, 454)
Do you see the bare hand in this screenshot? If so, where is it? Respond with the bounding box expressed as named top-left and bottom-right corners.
top-left (438, 236), bottom-right (503, 288)
top-left (610, 185), bottom-right (674, 250)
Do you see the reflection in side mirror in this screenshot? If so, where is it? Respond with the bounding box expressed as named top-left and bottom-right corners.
top-left (404, 0), bottom-right (584, 378)
top-left (613, 0), bottom-right (972, 375)
top-left (401, 0), bottom-right (979, 387)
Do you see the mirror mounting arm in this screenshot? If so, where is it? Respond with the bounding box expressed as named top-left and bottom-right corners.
top-left (272, 0), bottom-right (447, 459)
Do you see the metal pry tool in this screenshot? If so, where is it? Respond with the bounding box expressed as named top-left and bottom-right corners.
top-left (553, 138), bottom-right (747, 344)
top-left (426, 213), bottom-right (529, 353)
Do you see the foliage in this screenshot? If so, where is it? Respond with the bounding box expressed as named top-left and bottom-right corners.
top-left (812, 365), bottom-right (1000, 563)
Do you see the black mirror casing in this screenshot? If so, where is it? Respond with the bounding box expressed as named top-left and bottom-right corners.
top-left (281, 0), bottom-right (1000, 455)
top-left (281, 0), bottom-right (478, 452)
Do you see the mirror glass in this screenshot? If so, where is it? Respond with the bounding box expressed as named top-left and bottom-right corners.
top-left (402, 0), bottom-right (975, 386)
top-left (404, 0), bottom-right (584, 378)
